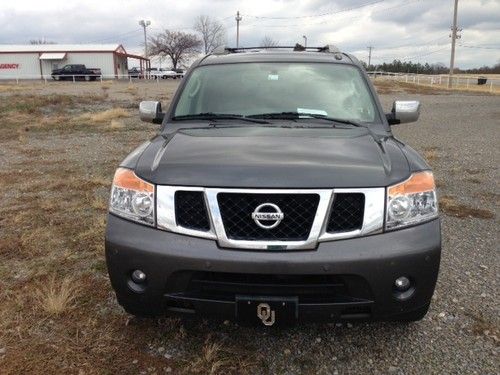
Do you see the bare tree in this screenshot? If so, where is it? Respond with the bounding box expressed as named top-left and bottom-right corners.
top-left (260, 36), bottom-right (279, 48)
top-left (293, 43), bottom-right (306, 51)
top-left (194, 15), bottom-right (226, 54)
top-left (29, 39), bottom-right (56, 45)
top-left (149, 30), bottom-right (202, 69)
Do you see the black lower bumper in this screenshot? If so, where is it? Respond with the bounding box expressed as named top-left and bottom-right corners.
top-left (105, 214), bottom-right (441, 322)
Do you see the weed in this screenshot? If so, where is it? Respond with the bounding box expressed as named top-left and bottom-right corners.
top-left (77, 108), bottom-right (130, 123)
top-left (34, 277), bottom-right (79, 316)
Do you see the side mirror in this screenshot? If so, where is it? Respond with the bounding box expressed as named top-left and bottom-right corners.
top-left (386, 100), bottom-right (420, 125)
top-left (139, 101), bottom-right (165, 124)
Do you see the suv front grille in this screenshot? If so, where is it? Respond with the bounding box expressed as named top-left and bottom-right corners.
top-left (157, 186), bottom-right (383, 250)
top-left (175, 191), bottom-right (210, 231)
top-left (217, 193), bottom-right (320, 241)
top-left (327, 193), bottom-right (365, 233)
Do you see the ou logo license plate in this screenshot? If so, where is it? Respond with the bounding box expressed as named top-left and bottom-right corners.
top-left (257, 303), bottom-right (275, 326)
top-left (236, 296), bottom-right (298, 326)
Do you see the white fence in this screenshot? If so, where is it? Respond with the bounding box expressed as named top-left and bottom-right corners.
top-left (1, 71), bottom-right (498, 93)
top-left (0, 73), bottom-right (181, 84)
top-left (368, 71), bottom-right (499, 92)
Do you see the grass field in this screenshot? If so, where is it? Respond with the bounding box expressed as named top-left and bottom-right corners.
top-left (0, 80), bottom-right (498, 374)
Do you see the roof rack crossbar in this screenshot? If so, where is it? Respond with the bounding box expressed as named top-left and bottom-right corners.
top-left (212, 45), bottom-right (342, 55)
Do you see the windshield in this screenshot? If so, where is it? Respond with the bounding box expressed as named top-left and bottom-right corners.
top-left (173, 62), bottom-right (378, 123)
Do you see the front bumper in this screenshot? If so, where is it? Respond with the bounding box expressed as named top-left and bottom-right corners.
top-left (105, 214), bottom-right (441, 322)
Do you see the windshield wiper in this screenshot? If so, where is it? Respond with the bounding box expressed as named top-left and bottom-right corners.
top-left (249, 112), bottom-right (355, 124)
top-left (171, 113), bottom-right (269, 124)
top-left (248, 112), bottom-right (384, 144)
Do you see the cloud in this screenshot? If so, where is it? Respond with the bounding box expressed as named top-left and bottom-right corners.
top-left (0, 0), bottom-right (498, 68)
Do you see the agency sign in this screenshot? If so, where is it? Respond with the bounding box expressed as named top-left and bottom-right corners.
top-left (0, 64), bottom-right (20, 69)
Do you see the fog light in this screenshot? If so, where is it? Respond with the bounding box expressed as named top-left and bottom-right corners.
top-left (131, 269), bottom-right (147, 284)
top-left (394, 276), bottom-right (411, 291)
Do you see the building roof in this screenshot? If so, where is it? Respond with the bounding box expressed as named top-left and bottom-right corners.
top-left (0, 44), bottom-right (125, 53)
top-left (39, 52), bottom-right (67, 60)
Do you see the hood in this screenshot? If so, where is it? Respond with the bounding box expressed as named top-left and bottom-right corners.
top-left (135, 126), bottom-right (410, 188)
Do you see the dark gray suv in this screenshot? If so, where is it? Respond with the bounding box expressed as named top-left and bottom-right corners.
top-left (105, 46), bottom-right (441, 326)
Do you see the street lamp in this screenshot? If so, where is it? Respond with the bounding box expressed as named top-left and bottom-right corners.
top-left (303, 35), bottom-right (307, 48)
top-left (139, 20), bottom-right (151, 57)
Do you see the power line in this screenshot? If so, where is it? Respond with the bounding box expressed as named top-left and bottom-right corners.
top-left (369, 45), bottom-right (449, 61)
top-left (239, 0), bottom-right (425, 29)
top-left (244, 0), bottom-right (386, 19)
top-left (459, 44), bottom-right (499, 50)
top-left (376, 35), bottom-right (448, 50)
top-left (403, 46), bottom-right (450, 61)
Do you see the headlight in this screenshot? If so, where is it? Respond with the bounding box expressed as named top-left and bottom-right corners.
top-left (386, 171), bottom-right (438, 230)
top-left (109, 168), bottom-right (155, 226)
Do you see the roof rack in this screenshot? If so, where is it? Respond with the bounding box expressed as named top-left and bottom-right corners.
top-left (212, 44), bottom-right (342, 55)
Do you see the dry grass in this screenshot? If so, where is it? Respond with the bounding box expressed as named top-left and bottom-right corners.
top-left (188, 342), bottom-right (229, 374)
top-left (110, 119), bottom-right (126, 129)
top-left (77, 108), bottom-right (130, 123)
top-left (34, 277), bottom-right (79, 315)
top-left (439, 195), bottom-right (495, 219)
top-left (0, 84), bottom-right (26, 93)
top-left (123, 85), bottom-right (139, 96)
top-left (187, 341), bottom-right (256, 375)
top-left (373, 79), bottom-right (445, 95)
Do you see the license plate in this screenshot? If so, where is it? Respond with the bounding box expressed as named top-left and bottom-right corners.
top-left (236, 296), bottom-right (298, 326)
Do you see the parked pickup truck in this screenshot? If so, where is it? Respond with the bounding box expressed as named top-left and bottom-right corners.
top-left (51, 64), bottom-right (102, 81)
top-left (105, 45), bottom-right (441, 326)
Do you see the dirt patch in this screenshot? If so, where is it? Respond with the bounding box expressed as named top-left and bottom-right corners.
top-left (439, 195), bottom-right (495, 219)
top-left (466, 311), bottom-right (500, 345)
top-left (422, 146), bottom-right (440, 162)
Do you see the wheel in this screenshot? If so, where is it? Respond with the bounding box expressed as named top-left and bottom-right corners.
top-left (85, 75), bottom-right (90, 81)
top-left (162, 75), bottom-right (167, 79)
top-left (54, 76), bottom-right (60, 81)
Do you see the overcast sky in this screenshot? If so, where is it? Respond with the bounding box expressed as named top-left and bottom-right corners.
top-left (1, 0), bottom-right (499, 68)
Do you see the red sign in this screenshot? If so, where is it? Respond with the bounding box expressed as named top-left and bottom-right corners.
top-left (0, 64), bottom-right (20, 69)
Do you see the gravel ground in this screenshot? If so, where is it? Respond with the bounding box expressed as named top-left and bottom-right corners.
top-left (1, 82), bottom-right (498, 374)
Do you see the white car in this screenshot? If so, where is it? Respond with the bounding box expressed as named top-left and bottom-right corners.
top-left (149, 69), bottom-right (180, 79)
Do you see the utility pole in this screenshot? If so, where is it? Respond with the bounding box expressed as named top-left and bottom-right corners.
top-left (235, 11), bottom-right (242, 48)
top-left (367, 46), bottom-right (373, 68)
top-left (303, 35), bottom-right (307, 48)
top-left (139, 20), bottom-right (151, 58)
top-left (448, 0), bottom-right (461, 88)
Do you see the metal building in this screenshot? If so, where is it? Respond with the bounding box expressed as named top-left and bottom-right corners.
top-left (0, 44), bottom-right (150, 79)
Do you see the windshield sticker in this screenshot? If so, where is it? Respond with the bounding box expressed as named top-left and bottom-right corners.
top-left (268, 74), bottom-right (279, 80)
top-left (297, 108), bottom-right (328, 116)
